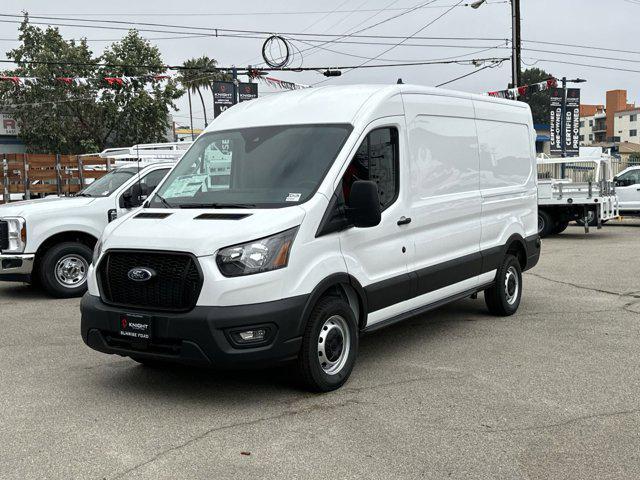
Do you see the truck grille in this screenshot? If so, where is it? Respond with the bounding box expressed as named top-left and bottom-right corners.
top-left (0, 221), bottom-right (8, 251)
top-left (97, 250), bottom-right (203, 312)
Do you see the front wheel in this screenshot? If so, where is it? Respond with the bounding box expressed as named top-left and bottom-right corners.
top-left (39, 242), bottom-right (93, 298)
top-left (484, 254), bottom-right (522, 316)
top-left (298, 296), bottom-right (358, 392)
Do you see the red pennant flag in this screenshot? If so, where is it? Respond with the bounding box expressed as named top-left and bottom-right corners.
top-left (518, 86), bottom-right (528, 96)
top-left (0, 76), bottom-right (21, 85)
top-left (57, 77), bottom-right (73, 84)
top-left (546, 78), bottom-right (557, 88)
top-left (104, 77), bottom-right (124, 86)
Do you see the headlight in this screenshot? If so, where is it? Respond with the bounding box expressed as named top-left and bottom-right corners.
top-left (216, 227), bottom-right (298, 277)
top-left (2, 217), bottom-right (26, 253)
top-left (92, 239), bottom-right (102, 266)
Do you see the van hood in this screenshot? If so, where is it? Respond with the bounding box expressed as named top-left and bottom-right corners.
top-left (0, 196), bottom-right (96, 218)
top-left (104, 207), bottom-right (306, 257)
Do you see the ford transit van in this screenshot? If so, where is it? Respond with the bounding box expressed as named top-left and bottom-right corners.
top-left (81, 84), bottom-right (540, 392)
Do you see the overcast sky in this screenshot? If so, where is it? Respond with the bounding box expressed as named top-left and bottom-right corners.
top-left (3, 0), bottom-right (639, 128)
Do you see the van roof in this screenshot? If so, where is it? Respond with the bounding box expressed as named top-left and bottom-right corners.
top-left (204, 84), bottom-right (530, 132)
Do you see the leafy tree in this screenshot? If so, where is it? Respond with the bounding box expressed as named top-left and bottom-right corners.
top-left (519, 67), bottom-right (555, 125)
top-left (0, 16), bottom-right (183, 154)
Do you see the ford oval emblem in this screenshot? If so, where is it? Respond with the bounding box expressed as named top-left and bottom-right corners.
top-left (127, 267), bottom-right (155, 282)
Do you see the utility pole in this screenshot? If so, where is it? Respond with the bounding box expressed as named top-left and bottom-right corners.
top-left (511, 0), bottom-right (521, 87)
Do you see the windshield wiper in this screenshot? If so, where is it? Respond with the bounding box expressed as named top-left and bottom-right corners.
top-left (178, 202), bottom-right (256, 209)
top-left (76, 192), bottom-right (92, 197)
top-left (154, 193), bottom-right (174, 209)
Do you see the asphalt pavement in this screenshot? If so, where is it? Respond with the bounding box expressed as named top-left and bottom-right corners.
top-left (1, 219), bottom-right (640, 479)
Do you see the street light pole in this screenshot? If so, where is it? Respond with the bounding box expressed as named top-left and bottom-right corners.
top-left (511, 0), bottom-right (521, 87)
top-left (471, 0), bottom-right (521, 87)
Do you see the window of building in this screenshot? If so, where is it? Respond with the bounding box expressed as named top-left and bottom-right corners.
top-left (579, 135), bottom-right (584, 141)
top-left (580, 120), bottom-right (585, 128)
top-left (342, 127), bottom-right (399, 210)
top-left (631, 114), bottom-right (637, 122)
top-left (589, 134), bottom-right (594, 140)
top-left (631, 129), bottom-right (638, 137)
top-left (589, 120), bottom-right (594, 127)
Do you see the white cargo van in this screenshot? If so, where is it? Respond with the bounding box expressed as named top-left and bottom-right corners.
top-left (81, 85), bottom-right (540, 391)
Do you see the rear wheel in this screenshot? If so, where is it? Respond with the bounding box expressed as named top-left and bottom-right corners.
top-left (298, 296), bottom-right (358, 392)
top-left (553, 220), bottom-right (569, 234)
top-left (538, 210), bottom-right (555, 237)
top-left (39, 242), bottom-right (92, 298)
top-left (484, 254), bottom-right (522, 316)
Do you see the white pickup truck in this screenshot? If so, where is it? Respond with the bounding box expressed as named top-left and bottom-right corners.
top-left (537, 154), bottom-right (619, 237)
top-left (614, 165), bottom-right (640, 215)
top-left (0, 161), bottom-right (175, 297)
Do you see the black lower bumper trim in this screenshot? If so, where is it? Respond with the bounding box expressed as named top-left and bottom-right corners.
top-left (80, 293), bottom-right (308, 368)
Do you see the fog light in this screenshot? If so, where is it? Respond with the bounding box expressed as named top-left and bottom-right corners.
top-left (227, 324), bottom-right (274, 347)
top-left (239, 329), bottom-right (266, 342)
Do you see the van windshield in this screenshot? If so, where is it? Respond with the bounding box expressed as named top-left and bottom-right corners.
top-left (148, 124), bottom-right (352, 209)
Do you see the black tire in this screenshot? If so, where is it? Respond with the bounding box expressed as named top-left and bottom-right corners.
top-left (484, 254), bottom-right (522, 316)
top-left (298, 296), bottom-right (358, 392)
top-left (39, 242), bottom-right (93, 298)
top-left (553, 220), bottom-right (569, 234)
top-left (538, 210), bottom-right (555, 237)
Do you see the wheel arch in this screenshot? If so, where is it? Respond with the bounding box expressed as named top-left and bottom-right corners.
top-left (504, 234), bottom-right (527, 270)
top-left (299, 273), bottom-right (368, 334)
top-left (34, 231), bottom-right (98, 269)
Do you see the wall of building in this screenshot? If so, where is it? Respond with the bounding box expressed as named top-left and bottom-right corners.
top-left (614, 109), bottom-right (640, 143)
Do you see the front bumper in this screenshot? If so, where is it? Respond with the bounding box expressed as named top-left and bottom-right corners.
top-left (0, 253), bottom-right (35, 282)
top-left (80, 293), bottom-right (309, 368)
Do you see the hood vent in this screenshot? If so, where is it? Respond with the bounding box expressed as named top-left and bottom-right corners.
top-left (135, 212), bottom-right (173, 219)
top-left (195, 213), bottom-right (252, 220)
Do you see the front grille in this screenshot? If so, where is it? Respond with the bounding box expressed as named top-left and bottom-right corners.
top-left (0, 221), bottom-right (8, 251)
top-left (98, 250), bottom-right (203, 312)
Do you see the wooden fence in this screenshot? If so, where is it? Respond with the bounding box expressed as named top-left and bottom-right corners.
top-left (1, 153), bottom-right (112, 203)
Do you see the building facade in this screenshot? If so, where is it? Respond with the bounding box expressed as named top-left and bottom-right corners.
top-left (580, 90), bottom-right (638, 146)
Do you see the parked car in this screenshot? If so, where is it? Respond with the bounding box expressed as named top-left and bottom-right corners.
top-left (0, 162), bottom-right (175, 297)
top-left (81, 84), bottom-right (540, 392)
top-left (614, 165), bottom-right (640, 215)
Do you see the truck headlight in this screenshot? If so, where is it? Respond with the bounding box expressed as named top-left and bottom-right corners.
top-left (92, 239), bottom-right (102, 266)
top-left (216, 227), bottom-right (298, 277)
top-left (2, 217), bottom-right (26, 253)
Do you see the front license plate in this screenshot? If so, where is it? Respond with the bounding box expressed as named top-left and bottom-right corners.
top-left (119, 313), bottom-right (152, 341)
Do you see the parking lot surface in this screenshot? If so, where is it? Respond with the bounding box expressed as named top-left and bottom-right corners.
top-left (1, 220), bottom-right (640, 479)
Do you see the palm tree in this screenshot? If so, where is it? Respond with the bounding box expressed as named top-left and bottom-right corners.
top-left (178, 57), bottom-right (214, 128)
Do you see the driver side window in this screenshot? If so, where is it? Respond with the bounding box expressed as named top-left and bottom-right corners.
top-left (618, 170), bottom-right (640, 185)
top-left (341, 127), bottom-right (399, 210)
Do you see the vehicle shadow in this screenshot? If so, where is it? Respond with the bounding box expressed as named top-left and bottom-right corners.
top-left (0, 282), bottom-right (53, 301)
top-left (87, 298), bottom-right (486, 399)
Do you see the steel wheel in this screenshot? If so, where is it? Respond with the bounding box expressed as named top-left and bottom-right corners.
top-left (504, 265), bottom-right (520, 306)
top-left (317, 314), bottom-right (351, 376)
top-left (54, 254), bottom-right (89, 288)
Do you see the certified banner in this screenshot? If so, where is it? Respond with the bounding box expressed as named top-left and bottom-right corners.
top-left (238, 82), bottom-right (258, 102)
top-left (550, 88), bottom-right (581, 156)
top-left (549, 88), bottom-right (563, 155)
top-left (565, 88), bottom-right (581, 155)
top-left (212, 81), bottom-right (236, 117)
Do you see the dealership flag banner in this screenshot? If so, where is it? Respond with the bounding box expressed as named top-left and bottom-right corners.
top-left (238, 82), bottom-right (258, 102)
top-left (212, 81), bottom-right (236, 118)
top-left (550, 88), bottom-right (581, 156)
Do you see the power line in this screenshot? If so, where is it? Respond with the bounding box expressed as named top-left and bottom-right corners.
top-left (16, 3), bottom-right (509, 17)
top-left (523, 38), bottom-right (640, 57)
top-left (524, 57), bottom-right (640, 74)
top-left (435, 62), bottom-right (501, 87)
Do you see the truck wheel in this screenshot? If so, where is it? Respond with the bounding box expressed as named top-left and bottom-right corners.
top-left (538, 210), bottom-right (555, 237)
top-left (553, 220), bottom-right (569, 234)
top-left (298, 296), bottom-right (358, 392)
top-left (484, 254), bottom-right (522, 316)
top-left (39, 242), bottom-right (93, 298)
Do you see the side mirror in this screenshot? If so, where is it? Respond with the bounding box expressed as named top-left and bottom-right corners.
top-left (348, 180), bottom-right (381, 228)
top-left (122, 183), bottom-right (148, 208)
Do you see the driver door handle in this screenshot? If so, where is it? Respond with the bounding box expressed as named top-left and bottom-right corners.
top-left (397, 216), bottom-right (412, 226)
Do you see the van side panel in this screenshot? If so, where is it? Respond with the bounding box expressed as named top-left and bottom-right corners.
top-left (474, 100), bottom-right (538, 254)
top-left (403, 94), bottom-right (481, 283)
